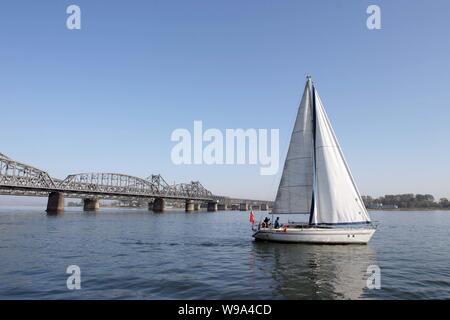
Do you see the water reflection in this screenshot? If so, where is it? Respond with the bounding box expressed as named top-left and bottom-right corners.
top-left (252, 242), bottom-right (377, 299)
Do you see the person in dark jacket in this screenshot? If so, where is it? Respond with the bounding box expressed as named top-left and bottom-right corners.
top-left (274, 217), bottom-right (280, 229)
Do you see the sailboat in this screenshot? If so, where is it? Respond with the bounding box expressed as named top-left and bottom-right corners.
top-left (253, 77), bottom-right (376, 244)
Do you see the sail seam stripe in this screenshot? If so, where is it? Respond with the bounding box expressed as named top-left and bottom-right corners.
top-left (286, 156), bottom-right (312, 160)
top-left (292, 130), bottom-right (308, 133)
top-left (279, 185), bottom-right (313, 188)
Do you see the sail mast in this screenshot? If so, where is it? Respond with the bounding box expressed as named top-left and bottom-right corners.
top-left (309, 79), bottom-right (316, 224)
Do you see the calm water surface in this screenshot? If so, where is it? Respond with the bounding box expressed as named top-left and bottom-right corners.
top-left (0, 207), bottom-right (449, 299)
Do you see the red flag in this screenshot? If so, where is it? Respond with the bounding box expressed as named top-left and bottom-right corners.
top-left (249, 210), bottom-right (255, 224)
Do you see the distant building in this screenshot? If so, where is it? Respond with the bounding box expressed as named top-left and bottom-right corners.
top-left (368, 203), bottom-right (398, 209)
top-left (381, 204), bottom-right (399, 209)
top-left (368, 203), bottom-right (383, 209)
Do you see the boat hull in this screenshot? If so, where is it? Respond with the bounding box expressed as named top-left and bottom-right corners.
top-left (253, 227), bottom-right (375, 244)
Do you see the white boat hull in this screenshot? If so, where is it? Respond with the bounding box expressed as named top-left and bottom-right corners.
top-left (253, 227), bottom-right (375, 244)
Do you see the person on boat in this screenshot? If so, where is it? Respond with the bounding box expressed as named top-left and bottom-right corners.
top-left (274, 217), bottom-right (280, 229)
top-left (262, 217), bottom-right (270, 228)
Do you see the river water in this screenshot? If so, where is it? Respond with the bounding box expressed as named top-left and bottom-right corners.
top-left (0, 208), bottom-right (449, 299)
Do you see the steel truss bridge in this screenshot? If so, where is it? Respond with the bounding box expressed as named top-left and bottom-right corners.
top-left (0, 153), bottom-right (271, 212)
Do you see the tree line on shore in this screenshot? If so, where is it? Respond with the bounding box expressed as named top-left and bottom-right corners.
top-left (361, 194), bottom-right (450, 209)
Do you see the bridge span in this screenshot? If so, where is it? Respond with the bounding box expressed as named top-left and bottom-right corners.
top-left (0, 153), bottom-right (272, 213)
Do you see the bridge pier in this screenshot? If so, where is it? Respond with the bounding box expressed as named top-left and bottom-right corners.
top-left (261, 203), bottom-right (268, 211)
top-left (193, 203), bottom-right (200, 211)
top-left (217, 203), bottom-right (227, 211)
top-left (207, 201), bottom-right (218, 212)
top-left (153, 197), bottom-right (165, 213)
top-left (148, 201), bottom-right (154, 211)
top-left (83, 198), bottom-right (99, 211)
top-left (240, 203), bottom-right (248, 211)
top-left (46, 192), bottom-right (64, 214)
top-left (185, 200), bottom-right (195, 212)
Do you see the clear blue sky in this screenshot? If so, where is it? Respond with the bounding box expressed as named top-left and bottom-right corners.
top-left (1, 0), bottom-right (450, 201)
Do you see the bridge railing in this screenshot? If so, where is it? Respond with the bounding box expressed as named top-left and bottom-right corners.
top-left (57, 173), bottom-right (162, 196)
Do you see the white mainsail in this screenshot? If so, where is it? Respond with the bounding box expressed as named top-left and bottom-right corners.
top-left (273, 79), bottom-right (314, 214)
top-left (311, 88), bottom-right (370, 224)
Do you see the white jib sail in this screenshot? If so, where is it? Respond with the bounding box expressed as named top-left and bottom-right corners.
top-left (273, 79), bottom-right (314, 214)
top-left (312, 89), bottom-right (371, 224)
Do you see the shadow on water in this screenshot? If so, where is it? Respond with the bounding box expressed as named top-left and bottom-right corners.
top-left (251, 241), bottom-right (377, 299)
top-left (45, 212), bottom-right (64, 218)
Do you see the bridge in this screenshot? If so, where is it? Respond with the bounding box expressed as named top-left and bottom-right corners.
top-left (0, 152), bottom-right (272, 213)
